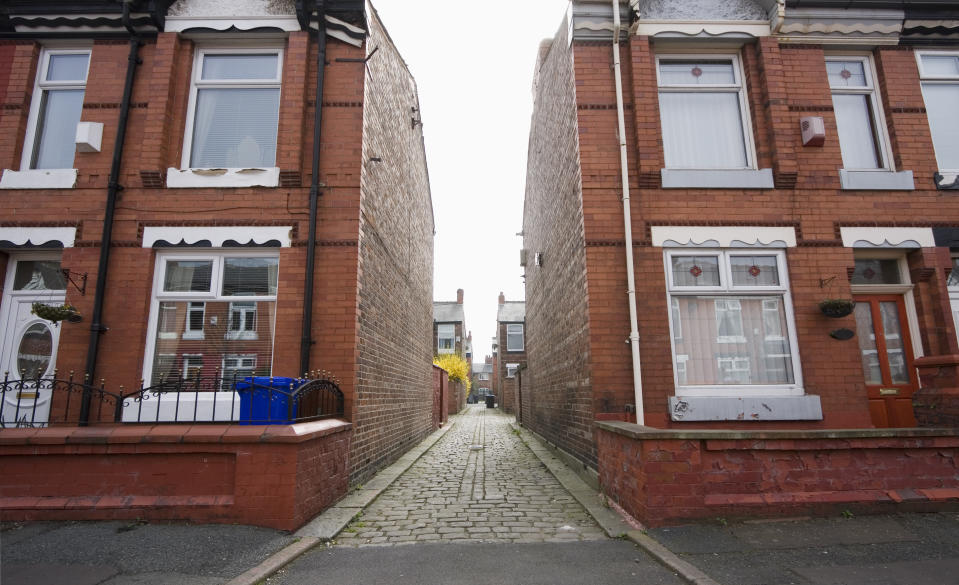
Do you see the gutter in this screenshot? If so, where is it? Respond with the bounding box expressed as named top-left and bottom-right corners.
top-left (300, 0), bottom-right (328, 376)
top-left (80, 1), bottom-right (144, 424)
top-left (611, 0), bottom-right (645, 425)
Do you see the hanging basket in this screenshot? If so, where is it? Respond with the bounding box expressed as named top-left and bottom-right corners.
top-left (31, 302), bottom-right (82, 323)
top-left (819, 298), bottom-right (855, 318)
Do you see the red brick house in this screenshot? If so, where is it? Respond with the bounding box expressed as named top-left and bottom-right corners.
top-left (0, 0), bottom-right (434, 529)
top-left (470, 355), bottom-right (493, 403)
top-left (433, 288), bottom-right (468, 359)
top-left (523, 0), bottom-right (959, 525)
top-left (495, 292), bottom-right (525, 414)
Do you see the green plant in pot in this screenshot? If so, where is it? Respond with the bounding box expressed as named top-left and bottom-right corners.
top-left (819, 298), bottom-right (855, 318)
top-left (31, 302), bottom-right (82, 324)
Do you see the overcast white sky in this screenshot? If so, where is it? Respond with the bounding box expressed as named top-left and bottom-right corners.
top-left (370, 0), bottom-right (570, 363)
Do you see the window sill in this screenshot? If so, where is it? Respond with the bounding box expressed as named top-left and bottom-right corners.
top-left (166, 167), bottom-right (280, 189)
top-left (225, 332), bottom-right (258, 341)
top-left (0, 169), bottom-right (78, 189)
top-left (182, 332), bottom-right (205, 340)
top-left (839, 169), bottom-right (914, 191)
top-left (661, 168), bottom-right (774, 189)
top-left (668, 394), bottom-right (823, 422)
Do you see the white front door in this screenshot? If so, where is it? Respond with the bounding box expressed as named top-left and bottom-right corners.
top-left (0, 254), bottom-right (66, 427)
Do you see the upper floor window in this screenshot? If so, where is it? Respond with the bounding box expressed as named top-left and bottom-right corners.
top-left (657, 55), bottom-right (754, 169)
top-left (183, 49), bottom-right (282, 169)
top-left (23, 49), bottom-right (90, 170)
top-left (437, 324), bottom-right (455, 354)
top-left (506, 323), bottom-right (524, 351)
top-left (917, 52), bottom-right (959, 172)
top-left (826, 56), bottom-right (891, 170)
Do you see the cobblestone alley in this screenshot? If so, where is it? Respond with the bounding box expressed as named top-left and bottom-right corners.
top-left (334, 405), bottom-right (607, 546)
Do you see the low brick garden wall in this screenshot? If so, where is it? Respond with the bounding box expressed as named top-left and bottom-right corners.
top-left (596, 421), bottom-right (959, 527)
top-left (0, 420), bottom-right (352, 531)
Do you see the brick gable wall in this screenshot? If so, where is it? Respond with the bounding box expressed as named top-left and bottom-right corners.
top-left (522, 18), bottom-right (598, 469)
top-left (351, 7), bottom-right (435, 484)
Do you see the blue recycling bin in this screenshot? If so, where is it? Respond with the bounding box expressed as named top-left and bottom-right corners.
top-left (235, 376), bottom-right (305, 424)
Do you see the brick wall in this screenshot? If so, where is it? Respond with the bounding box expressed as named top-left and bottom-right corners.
top-left (597, 422), bottom-right (959, 527)
top-left (522, 17), bottom-right (598, 469)
top-left (350, 6), bottom-right (435, 485)
top-left (0, 421), bottom-right (352, 531)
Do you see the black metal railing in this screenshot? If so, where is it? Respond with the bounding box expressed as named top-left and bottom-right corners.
top-left (0, 372), bottom-right (122, 428)
top-left (121, 372), bottom-right (345, 425)
top-left (0, 371), bottom-right (344, 427)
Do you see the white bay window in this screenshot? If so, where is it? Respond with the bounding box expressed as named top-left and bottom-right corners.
top-left (667, 250), bottom-right (801, 394)
top-left (144, 253), bottom-right (278, 386)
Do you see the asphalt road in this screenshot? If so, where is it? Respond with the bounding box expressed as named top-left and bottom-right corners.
top-left (264, 540), bottom-right (687, 585)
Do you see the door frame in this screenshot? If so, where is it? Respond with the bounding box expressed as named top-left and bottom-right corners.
top-left (848, 252), bottom-right (924, 362)
top-left (0, 251), bottom-right (68, 375)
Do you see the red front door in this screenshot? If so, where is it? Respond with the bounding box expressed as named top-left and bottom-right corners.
top-left (853, 295), bottom-right (918, 428)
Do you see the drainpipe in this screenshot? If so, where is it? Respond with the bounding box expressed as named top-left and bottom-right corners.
top-left (611, 0), bottom-right (645, 425)
top-left (300, 0), bottom-right (327, 376)
top-left (79, 2), bottom-right (142, 425)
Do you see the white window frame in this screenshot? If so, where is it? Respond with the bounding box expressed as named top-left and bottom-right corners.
top-left (665, 249), bottom-right (804, 396)
top-left (142, 250), bottom-right (279, 385)
top-left (916, 50), bottom-right (959, 174)
top-left (183, 301), bottom-right (206, 340)
top-left (506, 323), bottom-right (524, 352)
top-left (20, 48), bottom-right (91, 171)
top-left (762, 298), bottom-right (785, 341)
top-left (437, 323), bottom-right (455, 354)
top-left (479, 373), bottom-right (489, 381)
top-left (714, 298), bottom-right (746, 344)
top-left (506, 363), bottom-right (519, 378)
top-left (825, 55), bottom-right (894, 171)
top-left (655, 52), bottom-right (758, 170)
top-left (180, 46), bottom-right (284, 171)
top-left (226, 301), bottom-right (258, 340)
top-left (157, 302), bottom-right (178, 339)
top-left (182, 354), bottom-right (203, 380)
top-left (949, 255), bottom-right (959, 345)
top-left (221, 354), bottom-right (256, 391)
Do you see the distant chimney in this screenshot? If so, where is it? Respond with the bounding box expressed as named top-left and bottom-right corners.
top-left (485, 355), bottom-right (492, 364)
top-left (457, 288), bottom-right (464, 304)
top-left (498, 292), bottom-right (505, 305)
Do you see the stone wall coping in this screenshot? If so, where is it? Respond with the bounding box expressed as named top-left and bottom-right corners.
top-left (0, 420), bottom-right (352, 446)
top-left (595, 420), bottom-right (959, 441)
top-left (914, 354), bottom-right (959, 368)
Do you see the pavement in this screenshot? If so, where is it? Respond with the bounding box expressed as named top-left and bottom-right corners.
top-left (3, 404), bottom-right (959, 585)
